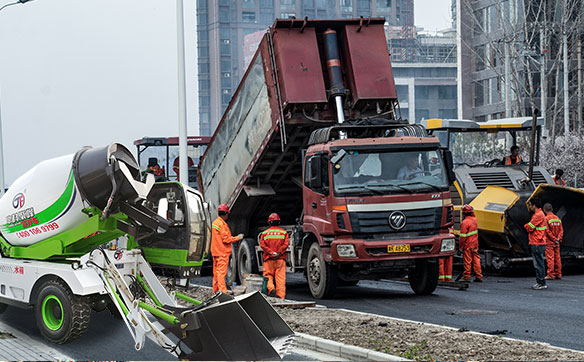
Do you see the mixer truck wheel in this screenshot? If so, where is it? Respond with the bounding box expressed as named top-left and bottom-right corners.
top-left (35, 279), bottom-right (90, 344)
top-left (408, 259), bottom-right (439, 295)
top-left (307, 242), bottom-right (337, 299)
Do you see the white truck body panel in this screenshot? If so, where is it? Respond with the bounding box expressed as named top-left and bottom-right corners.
top-left (0, 154), bottom-right (88, 246)
top-left (0, 254), bottom-right (105, 305)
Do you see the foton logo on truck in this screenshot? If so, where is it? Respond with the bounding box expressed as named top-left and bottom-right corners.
top-left (12, 193), bottom-right (25, 209)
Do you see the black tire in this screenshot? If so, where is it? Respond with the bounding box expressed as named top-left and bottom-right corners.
top-left (0, 303), bottom-right (7, 314)
top-left (237, 238), bottom-right (259, 282)
top-left (307, 242), bottom-right (337, 299)
top-left (408, 259), bottom-right (439, 295)
top-left (339, 279), bottom-right (359, 287)
top-left (225, 244), bottom-right (238, 286)
top-left (35, 279), bottom-right (90, 344)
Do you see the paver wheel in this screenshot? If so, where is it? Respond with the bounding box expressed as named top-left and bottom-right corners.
top-left (35, 279), bottom-right (90, 344)
top-left (408, 259), bottom-right (439, 295)
top-left (307, 242), bottom-right (337, 299)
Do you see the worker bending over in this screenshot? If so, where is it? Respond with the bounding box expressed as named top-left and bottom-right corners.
top-left (460, 204), bottom-right (482, 282)
top-left (524, 198), bottom-right (547, 290)
top-left (260, 213), bottom-right (289, 299)
top-left (211, 204), bottom-right (243, 293)
top-left (543, 203), bottom-right (563, 280)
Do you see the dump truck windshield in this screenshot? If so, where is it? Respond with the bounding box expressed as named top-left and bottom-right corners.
top-left (332, 149), bottom-right (448, 195)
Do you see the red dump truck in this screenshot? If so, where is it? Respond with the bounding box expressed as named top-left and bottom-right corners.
top-left (198, 18), bottom-right (456, 298)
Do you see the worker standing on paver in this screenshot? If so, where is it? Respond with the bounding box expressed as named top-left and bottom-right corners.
top-left (460, 205), bottom-right (482, 282)
top-left (211, 204), bottom-right (243, 293)
top-left (260, 213), bottom-right (289, 299)
top-left (543, 203), bottom-right (563, 280)
top-left (524, 198), bottom-right (548, 290)
top-left (553, 169), bottom-right (566, 186)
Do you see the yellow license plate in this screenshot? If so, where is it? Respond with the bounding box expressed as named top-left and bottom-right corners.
top-left (387, 244), bottom-right (410, 253)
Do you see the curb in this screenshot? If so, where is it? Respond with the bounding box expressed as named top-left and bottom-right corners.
top-left (295, 332), bottom-right (409, 361)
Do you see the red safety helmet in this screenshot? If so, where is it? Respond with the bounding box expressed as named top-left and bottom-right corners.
top-left (218, 203), bottom-right (230, 213)
top-left (268, 213), bottom-right (281, 223)
top-left (462, 204), bottom-right (474, 213)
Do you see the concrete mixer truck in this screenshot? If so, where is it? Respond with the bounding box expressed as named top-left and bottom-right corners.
top-left (0, 143), bottom-right (293, 360)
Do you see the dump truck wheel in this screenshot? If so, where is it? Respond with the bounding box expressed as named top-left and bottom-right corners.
top-left (225, 244), bottom-right (238, 286)
top-left (339, 279), bottom-right (359, 287)
top-left (307, 242), bottom-right (337, 299)
top-left (408, 259), bottom-right (439, 295)
top-left (238, 238), bottom-right (259, 282)
top-left (35, 279), bottom-right (90, 344)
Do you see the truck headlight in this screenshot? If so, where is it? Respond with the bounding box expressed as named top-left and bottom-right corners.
top-left (440, 238), bottom-right (455, 252)
top-left (337, 244), bottom-right (356, 258)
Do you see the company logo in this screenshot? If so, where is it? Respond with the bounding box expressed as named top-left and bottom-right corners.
top-left (388, 211), bottom-right (407, 230)
top-left (12, 193), bottom-right (25, 209)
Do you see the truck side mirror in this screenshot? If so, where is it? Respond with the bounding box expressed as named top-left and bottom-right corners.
top-left (309, 156), bottom-right (322, 189)
top-left (443, 150), bottom-right (456, 183)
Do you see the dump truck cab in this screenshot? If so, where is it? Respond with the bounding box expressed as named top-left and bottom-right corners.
top-left (301, 124), bottom-right (456, 294)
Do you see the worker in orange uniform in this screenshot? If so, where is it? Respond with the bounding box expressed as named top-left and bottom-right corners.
top-left (553, 169), bottom-right (566, 186)
top-left (211, 204), bottom-right (243, 293)
top-left (260, 213), bottom-right (289, 299)
top-left (172, 156), bottom-right (194, 181)
top-left (543, 203), bottom-right (563, 280)
top-left (524, 197), bottom-right (548, 290)
top-left (460, 204), bottom-right (482, 282)
top-left (503, 145), bottom-right (522, 165)
top-left (439, 226), bottom-right (454, 282)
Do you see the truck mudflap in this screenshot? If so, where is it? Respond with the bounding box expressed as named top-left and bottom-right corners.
top-left (154, 292), bottom-right (295, 360)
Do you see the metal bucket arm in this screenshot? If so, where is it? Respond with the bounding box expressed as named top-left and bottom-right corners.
top-left (82, 248), bottom-right (294, 360)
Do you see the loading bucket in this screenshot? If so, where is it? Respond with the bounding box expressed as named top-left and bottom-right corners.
top-left (155, 291), bottom-right (294, 360)
top-left (527, 184), bottom-right (584, 255)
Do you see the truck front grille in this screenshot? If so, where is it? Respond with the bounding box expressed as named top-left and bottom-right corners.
top-left (349, 207), bottom-right (442, 235)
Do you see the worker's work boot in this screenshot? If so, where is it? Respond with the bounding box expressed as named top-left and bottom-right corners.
top-left (269, 289), bottom-right (276, 297)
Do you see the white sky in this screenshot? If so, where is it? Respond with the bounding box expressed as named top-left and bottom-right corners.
top-left (0, 0), bottom-right (450, 187)
top-left (415, 0), bottom-right (452, 32)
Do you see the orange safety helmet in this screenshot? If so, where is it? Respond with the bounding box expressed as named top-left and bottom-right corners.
top-left (462, 204), bottom-right (474, 213)
top-left (268, 213), bottom-right (281, 223)
top-left (218, 203), bottom-right (230, 213)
